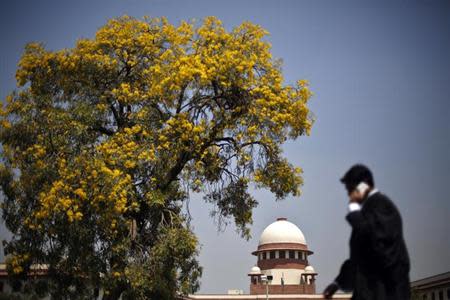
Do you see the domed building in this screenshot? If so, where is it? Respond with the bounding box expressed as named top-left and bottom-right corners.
top-left (185, 217), bottom-right (351, 300)
top-left (248, 217), bottom-right (317, 295)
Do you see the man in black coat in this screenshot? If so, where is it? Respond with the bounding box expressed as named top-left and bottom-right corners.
top-left (323, 164), bottom-right (410, 300)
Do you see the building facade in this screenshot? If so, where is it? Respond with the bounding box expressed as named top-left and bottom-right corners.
top-left (411, 272), bottom-right (450, 300)
top-left (0, 263), bottom-right (50, 299)
top-left (248, 217), bottom-right (317, 295)
top-left (186, 217), bottom-right (351, 300)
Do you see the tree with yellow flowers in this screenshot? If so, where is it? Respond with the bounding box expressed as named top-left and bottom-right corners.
top-left (0, 16), bottom-right (313, 299)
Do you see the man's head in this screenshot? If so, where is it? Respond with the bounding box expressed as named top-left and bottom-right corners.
top-left (340, 164), bottom-right (374, 203)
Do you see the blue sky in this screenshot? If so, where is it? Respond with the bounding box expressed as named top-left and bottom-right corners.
top-left (1, 0), bottom-right (449, 294)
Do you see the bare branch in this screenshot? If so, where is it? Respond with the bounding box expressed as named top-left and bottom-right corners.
top-left (90, 125), bottom-right (115, 136)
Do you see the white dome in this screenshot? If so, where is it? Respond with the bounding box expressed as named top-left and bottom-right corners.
top-left (249, 266), bottom-right (261, 275)
top-left (259, 218), bottom-right (307, 246)
top-left (305, 265), bottom-right (315, 273)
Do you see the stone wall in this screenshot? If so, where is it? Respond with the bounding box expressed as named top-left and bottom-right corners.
top-left (250, 283), bottom-right (315, 295)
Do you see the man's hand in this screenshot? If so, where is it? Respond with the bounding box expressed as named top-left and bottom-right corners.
top-left (323, 282), bottom-right (339, 299)
top-left (349, 189), bottom-right (363, 203)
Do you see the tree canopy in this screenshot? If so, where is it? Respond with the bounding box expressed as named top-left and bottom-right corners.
top-left (0, 16), bottom-right (313, 299)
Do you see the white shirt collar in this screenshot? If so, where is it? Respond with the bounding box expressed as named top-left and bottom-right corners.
top-left (368, 188), bottom-right (379, 198)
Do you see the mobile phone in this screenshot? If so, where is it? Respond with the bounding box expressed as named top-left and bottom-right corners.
top-left (356, 182), bottom-right (369, 194)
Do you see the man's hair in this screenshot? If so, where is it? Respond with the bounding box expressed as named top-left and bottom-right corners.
top-left (340, 164), bottom-right (374, 192)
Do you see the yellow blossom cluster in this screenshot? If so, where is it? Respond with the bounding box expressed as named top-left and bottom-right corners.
top-left (32, 153), bottom-right (134, 229)
top-left (6, 253), bottom-right (30, 275)
top-left (158, 114), bottom-right (207, 153)
top-left (0, 17), bottom-right (314, 284)
top-left (96, 124), bottom-right (156, 169)
top-left (18, 143), bottom-right (48, 170)
top-left (253, 160), bottom-right (304, 198)
top-left (11, 15), bottom-right (312, 154)
top-left (111, 83), bottom-right (144, 105)
top-left (34, 158), bottom-right (85, 222)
